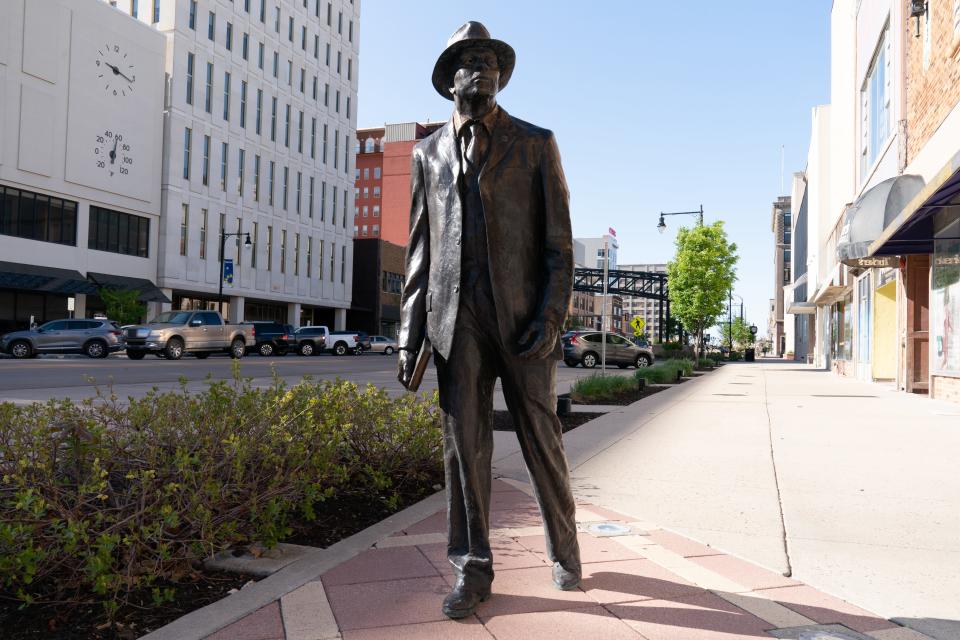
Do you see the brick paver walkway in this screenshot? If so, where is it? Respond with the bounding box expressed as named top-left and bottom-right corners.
top-left (203, 479), bottom-right (931, 640)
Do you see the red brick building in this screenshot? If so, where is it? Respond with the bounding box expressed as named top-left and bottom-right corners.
top-left (354, 122), bottom-right (444, 246)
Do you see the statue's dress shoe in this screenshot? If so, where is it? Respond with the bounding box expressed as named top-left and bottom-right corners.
top-left (552, 562), bottom-right (581, 590)
top-left (442, 582), bottom-right (491, 619)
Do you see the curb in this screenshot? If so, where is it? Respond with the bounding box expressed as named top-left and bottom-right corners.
top-left (139, 490), bottom-right (447, 640)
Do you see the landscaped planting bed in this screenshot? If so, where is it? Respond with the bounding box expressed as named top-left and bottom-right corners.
top-left (0, 375), bottom-right (443, 639)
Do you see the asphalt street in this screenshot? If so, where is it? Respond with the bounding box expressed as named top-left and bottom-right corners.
top-left (0, 351), bottom-right (611, 404)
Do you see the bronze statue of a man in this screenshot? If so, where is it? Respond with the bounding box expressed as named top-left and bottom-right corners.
top-left (397, 21), bottom-right (581, 619)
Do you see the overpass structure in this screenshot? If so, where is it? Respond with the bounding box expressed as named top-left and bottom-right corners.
top-left (572, 268), bottom-right (672, 343)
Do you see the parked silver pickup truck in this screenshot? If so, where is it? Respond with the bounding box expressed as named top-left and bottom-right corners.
top-left (124, 310), bottom-right (251, 360)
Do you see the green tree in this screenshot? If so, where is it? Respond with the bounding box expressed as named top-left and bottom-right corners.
top-left (718, 316), bottom-right (755, 350)
top-left (98, 287), bottom-right (146, 325)
top-left (666, 221), bottom-right (738, 361)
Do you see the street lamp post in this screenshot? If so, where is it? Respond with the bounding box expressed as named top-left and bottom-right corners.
top-left (219, 230), bottom-right (252, 316)
top-left (657, 204), bottom-right (704, 234)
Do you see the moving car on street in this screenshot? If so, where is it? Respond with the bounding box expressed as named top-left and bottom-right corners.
top-left (367, 335), bottom-right (398, 355)
top-left (124, 310), bottom-right (251, 360)
top-left (561, 330), bottom-right (655, 369)
top-left (1, 318), bottom-right (125, 359)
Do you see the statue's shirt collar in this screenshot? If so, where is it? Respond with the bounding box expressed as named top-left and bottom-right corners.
top-left (453, 106), bottom-right (499, 138)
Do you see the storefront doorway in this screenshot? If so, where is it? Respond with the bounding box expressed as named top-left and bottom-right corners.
top-left (904, 255), bottom-right (930, 393)
top-left (856, 274), bottom-right (872, 380)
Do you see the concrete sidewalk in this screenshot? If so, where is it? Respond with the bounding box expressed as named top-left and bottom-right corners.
top-left (144, 361), bottom-right (960, 640)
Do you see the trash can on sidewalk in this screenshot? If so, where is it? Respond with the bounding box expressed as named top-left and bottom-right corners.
top-left (745, 348), bottom-right (755, 362)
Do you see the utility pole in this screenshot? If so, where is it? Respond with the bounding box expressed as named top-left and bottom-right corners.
top-left (601, 236), bottom-right (609, 374)
top-left (218, 229), bottom-right (252, 316)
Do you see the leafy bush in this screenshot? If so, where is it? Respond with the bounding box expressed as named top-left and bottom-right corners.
top-left (660, 342), bottom-right (683, 353)
top-left (570, 374), bottom-right (636, 403)
top-left (697, 358), bottom-right (714, 369)
top-left (634, 358), bottom-right (695, 384)
top-left (0, 376), bottom-right (441, 616)
top-left (728, 350), bottom-right (743, 361)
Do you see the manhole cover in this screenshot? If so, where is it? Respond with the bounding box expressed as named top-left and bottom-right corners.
top-left (586, 522), bottom-right (633, 537)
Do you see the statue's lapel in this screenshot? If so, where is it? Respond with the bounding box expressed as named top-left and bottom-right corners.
top-left (481, 108), bottom-right (516, 178)
top-left (438, 120), bottom-right (461, 186)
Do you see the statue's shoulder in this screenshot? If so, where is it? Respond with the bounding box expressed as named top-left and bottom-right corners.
top-left (413, 123), bottom-right (448, 158)
top-left (503, 112), bottom-right (553, 143)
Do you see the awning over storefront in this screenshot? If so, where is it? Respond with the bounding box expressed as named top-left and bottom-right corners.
top-left (0, 261), bottom-right (98, 295)
top-left (786, 301), bottom-right (817, 314)
top-left (811, 263), bottom-right (850, 305)
top-left (870, 151), bottom-right (960, 257)
top-left (837, 175), bottom-right (925, 263)
top-left (86, 272), bottom-right (171, 303)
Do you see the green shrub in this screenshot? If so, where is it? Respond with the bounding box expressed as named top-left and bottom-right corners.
top-left (728, 350), bottom-right (743, 361)
top-left (570, 374), bottom-right (636, 402)
top-left (634, 358), bottom-right (695, 384)
top-left (0, 376), bottom-right (441, 615)
top-left (660, 342), bottom-right (683, 353)
top-left (697, 358), bottom-right (714, 369)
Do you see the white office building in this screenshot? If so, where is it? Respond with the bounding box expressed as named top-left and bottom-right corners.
top-left (0, 0), bottom-right (167, 334)
top-left (619, 263), bottom-right (667, 341)
top-left (115, 0), bottom-right (359, 327)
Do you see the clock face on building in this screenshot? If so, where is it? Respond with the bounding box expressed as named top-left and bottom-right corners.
top-left (96, 43), bottom-right (136, 97)
top-left (93, 130), bottom-right (134, 178)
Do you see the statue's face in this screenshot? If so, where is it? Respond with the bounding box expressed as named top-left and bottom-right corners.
top-left (450, 46), bottom-right (500, 101)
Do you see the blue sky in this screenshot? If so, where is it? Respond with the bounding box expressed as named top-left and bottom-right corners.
top-left (357, 0), bottom-right (832, 333)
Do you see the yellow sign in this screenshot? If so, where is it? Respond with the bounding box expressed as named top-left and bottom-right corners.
top-left (630, 316), bottom-right (645, 336)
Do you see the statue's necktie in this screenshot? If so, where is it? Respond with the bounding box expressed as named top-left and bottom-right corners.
top-left (463, 122), bottom-right (487, 178)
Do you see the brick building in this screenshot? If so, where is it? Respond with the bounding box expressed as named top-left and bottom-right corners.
top-left (354, 121), bottom-right (443, 246)
top-left (346, 237), bottom-right (405, 339)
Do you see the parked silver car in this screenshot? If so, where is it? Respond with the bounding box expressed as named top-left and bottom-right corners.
top-left (561, 331), bottom-right (654, 369)
top-left (368, 335), bottom-right (398, 355)
top-left (1, 319), bottom-right (125, 359)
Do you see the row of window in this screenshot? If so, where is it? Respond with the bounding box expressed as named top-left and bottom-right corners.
top-left (191, 2), bottom-right (355, 86)
top-left (358, 138), bottom-right (384, 154)
top-left (382, 271), bottom-right (404, 294)
top-left (182, 127), bottom-right (350, 225)
top-left (354, 205), bottom-right (380, 218)
top-left (184, 54), bottom-right (352, 146)
top-left (88, 206), bottom-right (150, 258)
top-left (189, 0), bottom-right (355, 43)
top-left (355, 166), bottom-right (382, 181)
top-left (0, 186), bottom-right (78, 247)
top-left (355, 224), bottom-right (380, 238)
top-left (178, 204), bottom-right (346, 282)
top-left (354, 186), bottom-right (381, 200)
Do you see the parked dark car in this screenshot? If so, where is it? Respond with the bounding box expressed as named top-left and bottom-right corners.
top-left (561, 330), bottom-right (655, 369)
top-left (1, 318), bottom-right (125, 359)
top-left (243, 321), bottom-right (292, 357)
top-left (292, 325), bottom-right (329, 356)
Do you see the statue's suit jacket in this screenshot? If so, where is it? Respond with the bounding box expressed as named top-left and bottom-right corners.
top-left (398, 107), bottom-right (573, 362)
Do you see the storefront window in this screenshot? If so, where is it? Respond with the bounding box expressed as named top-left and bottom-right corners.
top-left (857, 274), bottom-right (872, 363)
top-left (831, 296), bottom-right (854, 361)
top-left (932, 210), bottom-right (960, 374)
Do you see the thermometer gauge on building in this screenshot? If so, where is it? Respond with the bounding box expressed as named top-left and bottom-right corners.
top-left (93, 130), bottom-right (134, 178)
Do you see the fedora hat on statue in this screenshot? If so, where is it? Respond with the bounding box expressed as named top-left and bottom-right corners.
top-left (431, 21), bottom-right (516, 100)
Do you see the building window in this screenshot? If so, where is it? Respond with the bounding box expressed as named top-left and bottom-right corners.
top-left (361, 224), bottom-right (367, 236)
top-left (321, 181), bottom-right (327, 221)
top-left (131, 0), bottom-right (138, 18)
top-left (208, 11), bottom-right (215, 41)
top-left (372, 224), bottom-right (379, 236)
top-left (333, 129), bottom-right (339, 169)
top-left (259, 0), bottom-right (265, 22)
top-left (188, 0), bottom-right (196, 29)
top-left (284, 103), bottom-right (291, 147)
top-left (223, 71), bottom-right (231, 120)
top-left (185, 52), bottom-right (194, 104)
top-left (346, 97), bottom-right (351, 119)
top-left (256, 88), bottom-right (263, 134)
top-left (335, 89), bottom-right (340, 113)
top-left (282, 166), bottom-right (289, 210)
top-left (180, 204), bottom-right (189, 256)
top-left (202, 135), bottom-right (210, 186)
top-left (242, 32), bottom-right (249, 60)
top-left (309, 176), bottom-right (315, 218)
top-left (373, 186), bottom-right (380, 198)
top-left (337, 10), bottom-right (342, 33)
top-left (373, 206), bottom-right (380, 217)
top-left (322, 124), bottom-right (328, 163)
top-left (288, 15), bottom-right (294, 41)
top-left (861, 25), bottom-right (891, 180)
top-left (274, 5), bottom-right (280, 32)
top-left (258, 41), bottom-right (264, 70)
top-left (343, 189), bottom-right (348, 227)
top-left (251, 221), bottom-right (258, 268)
top-left (254, 154), bottom-right (261, 201)
top-left (287, 59), bottom-right (292, 87)
top-left (268, 161), bottom-right (275, 206)
top-left (296, 171), bottom-right (302, 214)
top-left (299, 68), bottom-right (305, 93)
top-left (349, 20), bottom-right (353, 42)
top-left (312, 75), bottom-right (318, 100)
top-left (220, 142), bottom-right (228, 191)
top-left (363, 168), bottom-right (369, 180)
top-left (318, 240), bottom-right (324, 279)
top-left (88, 206), bottom-right (149, 257)
top-left (199, 208), bottom-right (207, 260)
top-left (280, 229), bottom-right (287, 274)
top-left (362, 206), bottom-right (368, 217)
top-left (340, 245), bottom-right (346, 283)
top-left (298, 110), bottom-right (304, 152)
top-left (364, 138), bottom-right (374, 153)
top-left (301, 25), bottom-right (307, 50)
top-left (363, 187), bottom-right (368, 199)
top-left (183, 127), bottom-right (191, 179)
top-left (314, 34), bottom-right (319, 59)
top-left (325, 43), bottom-right (330, 66)
top-left (347, 58), bottom-right (352, 81)
top-left (374, 167), bottom-right (381, 179)
top-left (326, 2), bottom-right (332, 25)
top-left (204, 62), bottom-right (213, 113)
top-left (383, 272), bottom-right (405, 294)
top-left (225, 22), bottom-right (233, 50)
top-left (238, 149), bottom-right (245, 195)
top-left (0, 186), bottom-right (77, 246)
top-left (306, 236), bottom-right (312, 277)
top-left (324, 83), bottom-right (329, 106)
top-left (271, 96), bottom-right (277, 141)
top-left (332, 188), bottom-right (337, 225)
top-left (310, 117), bottom-right (316, 158)
top-left (266, 225), bottom-right (273, 271)
top-left (330, 241), bottom-right (335, 282)
top-left (294, 233), bottom-right (300, 276)
top-left (240, 80), bottom-right (247, 128)
top-left (273, 51), bottom-right (279, 78)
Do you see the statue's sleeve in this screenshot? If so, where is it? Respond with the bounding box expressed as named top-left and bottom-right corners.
top-left (538, 132), bottom-right (574, 327)
top-left (398, 149), bottom-right (429, 353)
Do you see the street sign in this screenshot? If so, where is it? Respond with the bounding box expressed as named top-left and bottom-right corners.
top-left (223, 259), bottom-right (234, 286)
top-left (630, 316), bottom-right (645, 337)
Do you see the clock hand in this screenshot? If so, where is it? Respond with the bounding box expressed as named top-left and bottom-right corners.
top-left (110, 137), bottom-right (118, 164)
top-left (105, 62), bottom-right (134, 83)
